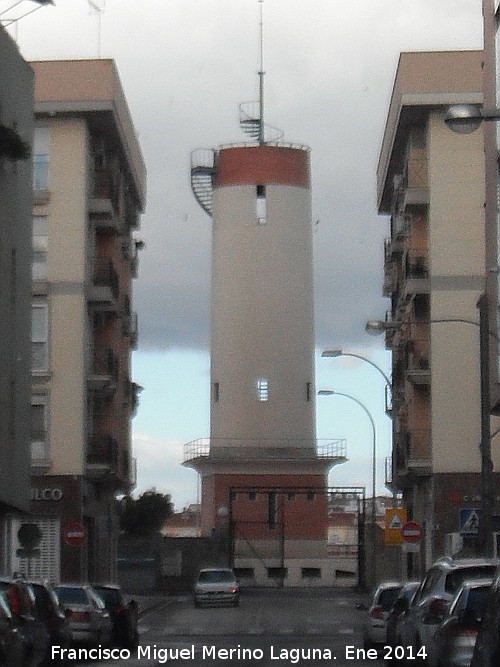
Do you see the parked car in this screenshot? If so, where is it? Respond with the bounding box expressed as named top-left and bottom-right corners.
top-left (27, 581), bottom-right (71, 665)
top-left (0, 577), bottom-right (48, 667)
top-left (0, 590), bottom-right (30, 667)
top-left (91, 584), bottom-right (138, 648)
top-left (193, 567), bottom-right (239, 608)
top-left (470, 562), bottom-right (500, 667)
top-left (385, 580), bottom-right (421, 649)
top-left (400, 557), bottom-right (498, 660)
top-left (362, 581), bottom-right (403, 650)
top-left (53, 584), bottom-right (112, 647)
top-left (428, 578), bottom-right (493, 667)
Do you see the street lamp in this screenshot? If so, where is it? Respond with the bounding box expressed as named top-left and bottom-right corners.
top-left (321, 349), bottom-right (391, 387)
top-left (366, 311), bottom-right (495, 557)
top-left (322, 349), bottom-right (392, 415)
top-left (318, 389), bottom-right (378, 586)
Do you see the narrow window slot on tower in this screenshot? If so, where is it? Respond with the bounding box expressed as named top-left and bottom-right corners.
top-left (213, 381), bottom-right (220, 402)
top-left (256, 184), bottom-right (267, 224)
top-left (257, 378), bottom-right (269, 401)
top-left (268, 492), bottom-right (276, 529)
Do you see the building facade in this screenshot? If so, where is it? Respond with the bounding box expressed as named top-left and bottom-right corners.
top-left (5, 59), bottom-right (146, 583)
top-left (186, 132), bottom-right (346, 586)
top-left (377, 50), bottom-right (500, 574)
top-left (0, 26), bottom-right (34, 573)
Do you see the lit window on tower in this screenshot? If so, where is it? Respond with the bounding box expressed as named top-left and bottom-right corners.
top-left (256, 184), bottom-right (267, 224)
top-left (257, 377), bottom-right (269, 401)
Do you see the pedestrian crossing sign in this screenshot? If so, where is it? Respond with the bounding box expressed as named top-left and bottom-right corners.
top-left (385, 508), bottom-right (407, 546)
top-left (460, 508), bottom-right (481, 536)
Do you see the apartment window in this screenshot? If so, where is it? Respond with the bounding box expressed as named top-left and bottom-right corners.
top-left (32, 216), bottom-right (48, 280)
top-left (256, 184), bottom-right (267, 224)
top-left (31, 395), bottom-right (48, 464)
top-left (33, 127), bottom-right (50, 191)
top-left (31, 301), bottom-right (49, 372)
top-left (257, 377), bottom-right (269, 401)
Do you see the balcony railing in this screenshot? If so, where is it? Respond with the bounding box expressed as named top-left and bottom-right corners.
top-left (87, 435), bottom-right (118, 469)
top-left (183, 438), bottom-right (347, 463)
top-left (93, 259), bottom-right (119, 300)
top-left (406, 429), bottom-right (432, 473)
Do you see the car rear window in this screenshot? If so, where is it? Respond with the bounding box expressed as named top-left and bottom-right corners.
top-left (93, 587), bottom-right (121, 607)
top-left (198, 570), bottom-right (235, 583)
top-left (445, 566), bottom-right (497, 595)
top-left (378, 587), bottom-right (402, 611)
top-left (55, 587), bottom-right (87, 605)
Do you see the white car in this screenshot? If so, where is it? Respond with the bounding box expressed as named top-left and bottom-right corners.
top-left (363, 581), bottom-right (403, 650)
top-left (193, 567), bottom-right (239, 608)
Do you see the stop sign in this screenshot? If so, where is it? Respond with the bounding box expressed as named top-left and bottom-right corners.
top-left (64, 522), bottom-right (86, 547)
top-left (402, 520), bottom-right (423, 544)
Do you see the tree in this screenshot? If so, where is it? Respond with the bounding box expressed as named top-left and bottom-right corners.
top-left (120, 489), bottom-right (173, 537)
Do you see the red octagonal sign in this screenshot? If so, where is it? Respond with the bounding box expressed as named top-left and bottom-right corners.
top-left (64, 522), bottom-right (86, 547)
top-left (402, 520), bottom-right (423, 544)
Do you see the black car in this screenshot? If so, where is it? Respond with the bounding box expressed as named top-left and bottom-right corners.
top-left (91, 584), bottom-right (138, 648)
top-left (0, 578), bottom-right (48, 667)
top-left (385, 580), bottom-right (420, 649)
top-left (27, 581), bottom-right (71, 665)
top-left (0, 590), bottom-right (29, 667)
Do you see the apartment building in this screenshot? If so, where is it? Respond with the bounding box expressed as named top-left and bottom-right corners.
top-left (377, 50), bottom-right (500, 574)
top-left (5, 59), bottom-right (146, 583)
top-left (0, 26), bottom-right (33, 572)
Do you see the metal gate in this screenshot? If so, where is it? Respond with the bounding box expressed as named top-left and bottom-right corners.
top-left (227, 486), bottom-right (366, 588)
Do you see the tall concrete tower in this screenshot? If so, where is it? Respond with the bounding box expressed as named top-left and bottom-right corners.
top-left (184, 6), bottom-right (346, 586)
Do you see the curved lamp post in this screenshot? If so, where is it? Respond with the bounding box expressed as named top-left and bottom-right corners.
top-left (322, 348), bottom-right (392, 415)
top-left (318, 389), bottom-right (378, 585)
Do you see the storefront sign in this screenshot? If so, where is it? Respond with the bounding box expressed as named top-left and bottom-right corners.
top-left (31, 487), bottom-right (63, 502)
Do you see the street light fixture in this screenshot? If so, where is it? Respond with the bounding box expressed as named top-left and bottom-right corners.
top-left (322, 349), bottom-right (391, 387)
top-left (444, 104), bottom-right (500, 135)
top-left (318, 389), bottom-right (378, 586)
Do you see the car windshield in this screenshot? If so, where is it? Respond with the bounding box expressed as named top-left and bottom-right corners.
top-left (445, 567), bottom-right (497, 595)
top-left (55, 587), bottom-right (87, 605)
top-left (378, 587), bottom-right (402, 611)
top-left (198, 570), bottom-right (235, 583)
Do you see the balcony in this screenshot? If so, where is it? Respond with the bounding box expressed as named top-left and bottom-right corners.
top-left (183, 438), bottom-right (347, 466)
top-left (403, 155), bottom-right (429, 207)
top-left (122, 312), bottom-right (138, 348)
top-left (405, 337), bottom-right (430, 385)
top-left (88, 348), bottom-right (119, 392)
top-left (87, 435), bottom-right (118, 476)
top-left (88, 259), bottom-right (119, 307)
top-left (90, 169), bottom-right (119, 214)
top-left (404, 250), bottom-right (430, 296)
top-left (406, 429), bottom-right (432, 475)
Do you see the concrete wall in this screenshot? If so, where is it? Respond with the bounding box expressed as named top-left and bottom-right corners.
top-left (0, 27), bottom-right (33, 516)
top-left (428, 110), bottom-right (486, 474)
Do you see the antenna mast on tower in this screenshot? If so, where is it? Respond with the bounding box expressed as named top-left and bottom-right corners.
top-left (258, 0), bottom-right (265, 145)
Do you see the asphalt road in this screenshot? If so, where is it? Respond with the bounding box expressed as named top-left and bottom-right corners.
top-left (70, 587), bottom-right (382, 667)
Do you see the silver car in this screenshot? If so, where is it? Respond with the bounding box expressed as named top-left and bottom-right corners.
top-left (400, 558), bottom-right (498, 660)
top-left (194, 567), bottom-right (239, 608)
top-left (54, 584), bottom-right (113, 647)
top-left (362, 581), bottom-right (403, 650)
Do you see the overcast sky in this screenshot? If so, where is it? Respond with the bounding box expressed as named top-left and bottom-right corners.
top-left (5, 0), bottom-right (483, 509)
